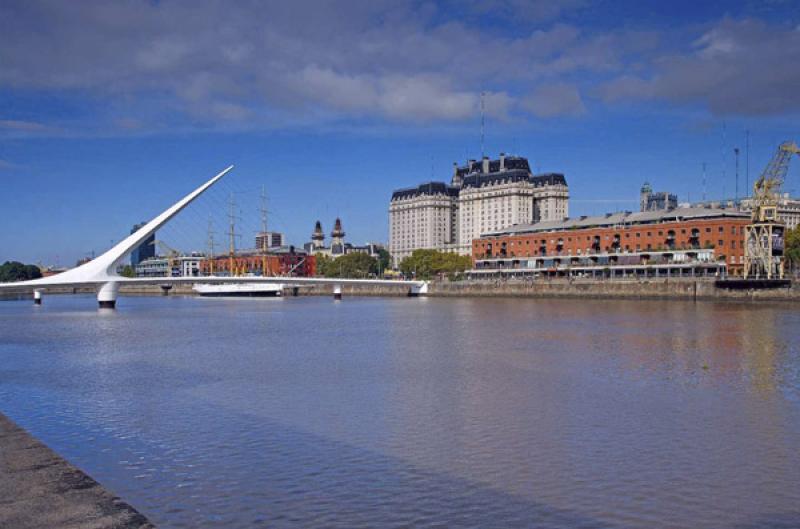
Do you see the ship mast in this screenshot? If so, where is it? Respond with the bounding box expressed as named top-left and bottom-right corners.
top-left (228, 192), bottom-right (237, 276)
top-left (260, 185), bottom-right (269, 275)
top-left (206, 217), bottom-right (215, 275)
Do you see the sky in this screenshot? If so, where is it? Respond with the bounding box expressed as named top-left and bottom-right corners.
top-left (1, 0), bottom-right (800, 265)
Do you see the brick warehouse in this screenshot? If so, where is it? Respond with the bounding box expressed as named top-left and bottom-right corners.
top-left (199, 251), bottom-right (316, 277)
top-left (472, 207), bottom-right (751, 278)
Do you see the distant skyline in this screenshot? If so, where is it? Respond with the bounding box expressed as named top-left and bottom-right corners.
top-left (1, 0), bottom-right (799, 265)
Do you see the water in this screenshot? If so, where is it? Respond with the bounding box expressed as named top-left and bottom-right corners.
top-left (1, 295), bottom-right (799, 529)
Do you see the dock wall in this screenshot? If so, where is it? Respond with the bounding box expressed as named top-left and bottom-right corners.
top-left (2, 279), bottom-right (798, 302)
top-left (0, 413), bottom-right (155, 529)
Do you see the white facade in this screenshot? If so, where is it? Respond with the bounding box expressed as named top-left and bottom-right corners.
top-left (388, 154), bottom-right (569, 266)
top-left (389, 183), bottom-right (458, 267)
top-left (457, 173), bottom-right (568, 254)
top-left (255, 231), bottom-right (283, 250)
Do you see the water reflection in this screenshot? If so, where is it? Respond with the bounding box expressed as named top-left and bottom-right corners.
top-left (0, 295), bottom-right (799, 528)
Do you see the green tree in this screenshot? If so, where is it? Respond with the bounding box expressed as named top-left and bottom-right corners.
top-left (315, 252), bottom-right (378, 278)
top-left (0, 261), bottom-right (43, 282)
top-left (377, 248), bottom-right (392, 273)
top-left (120, 265), bottom-right (136, 278)
top-left (399, 250), bottom-right (472, 280)
top-left (785, 225), bottom-right (800, 271)
top-left (314, 254), bottom-right (335, 277)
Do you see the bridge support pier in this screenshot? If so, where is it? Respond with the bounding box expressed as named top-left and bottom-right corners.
top-left (33, 290), bottom-right (42, 305)
top-left (97, 282), bottom-right (119, 309)
top-left (333, 284), bottom-right (342, 300)
top-left (408, 282), bottom-right (428, 297)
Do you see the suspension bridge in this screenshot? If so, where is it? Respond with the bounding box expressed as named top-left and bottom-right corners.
top-left (0, 166), bottom-right (427, 308)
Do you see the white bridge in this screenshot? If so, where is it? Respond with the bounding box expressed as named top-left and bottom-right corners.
top-left (0, 166), bottom-right (427, 307)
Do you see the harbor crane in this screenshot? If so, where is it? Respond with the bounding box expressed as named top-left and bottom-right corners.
top-left (150, 239), bottom-right (182, 276)
top-left (743, 140), bottom-right (800, 279)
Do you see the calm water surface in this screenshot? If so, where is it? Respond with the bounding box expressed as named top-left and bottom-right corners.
top-left (1, 295), bottom-right (799, 528)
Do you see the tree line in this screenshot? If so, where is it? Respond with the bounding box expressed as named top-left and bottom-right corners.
top-left (398, 249), bottom-right (472, 280)
top-left (0, 261), bottom-right (43, 282)
top-left (313, 248), bottom-right (472, 280)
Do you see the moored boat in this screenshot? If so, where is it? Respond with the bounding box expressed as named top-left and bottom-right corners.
top-left (192, 283), bottom-right (283, 297)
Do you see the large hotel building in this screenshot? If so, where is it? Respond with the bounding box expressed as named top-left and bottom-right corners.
top-left (389, 153), bottom-right (569, 267)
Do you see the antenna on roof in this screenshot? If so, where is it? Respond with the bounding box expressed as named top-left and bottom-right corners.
top-left (702, 162), bottom-right (707, 202)
top-left (480, 91), bottom-right (485, 158)
top-left (745, 129), bottom-right (750, 197)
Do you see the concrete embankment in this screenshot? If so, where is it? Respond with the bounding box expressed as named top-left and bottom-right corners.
top-left (428, 279), bottom-right (800, 302)
top-left (2, 279), bottom-right (798, 302)
top-left (0, 413), bottom-right (154, 529)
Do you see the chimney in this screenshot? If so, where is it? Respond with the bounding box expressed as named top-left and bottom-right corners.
top-left (499, 152), bottom-right (506, 171)
top-left (468, 159), bottom-right (476, 172)
top-left (482, 156), bottom-right (489, 174)
top-left (453, 162), bottom-right (458, 178)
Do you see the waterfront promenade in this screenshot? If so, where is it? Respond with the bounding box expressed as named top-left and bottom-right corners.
top-left (0, 413), bottom-right (154, 529)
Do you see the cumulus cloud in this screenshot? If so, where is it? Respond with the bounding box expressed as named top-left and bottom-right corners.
top-left (454, 0), bottom-right (587, 23)
top-left (598, 18), bottom-right (800, 116)
top-left (0, 0), bottom-right (621, 129)
top-left (1, 1), bottom-right (795, 132)
top-left (521, 83), bottom-right (586, 118)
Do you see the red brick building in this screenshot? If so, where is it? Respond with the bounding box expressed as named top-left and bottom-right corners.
top-left (199, 251), bottom-right (316, 277)
top-left (472, 208), bottom-right (750, 278)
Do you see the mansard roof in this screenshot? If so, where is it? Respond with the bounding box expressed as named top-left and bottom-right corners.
top-left (455, 155), bottom-right (531, 178)
top-left (391, 181), bottom-right (460, 201)
top-left (462, 171), bottom-right (567, 189)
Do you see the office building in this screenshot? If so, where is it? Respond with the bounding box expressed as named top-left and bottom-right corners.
top-left (129, 222), bottom-right (155, 266)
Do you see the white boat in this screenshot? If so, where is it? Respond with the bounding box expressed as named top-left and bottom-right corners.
top-left (193, 283), bottom-right (283, 297)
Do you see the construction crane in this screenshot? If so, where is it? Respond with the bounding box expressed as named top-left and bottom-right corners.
top-left (150, 240), bottom-right (182, 276)
top-left (743, 140), bottom-right (800, 279)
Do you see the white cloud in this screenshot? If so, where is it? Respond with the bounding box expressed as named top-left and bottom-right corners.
top-left (598, 18), bottom-right (800, 116)
top-left (2, 1), bottom-right (795, 131)
top-left (521, 83), bottom-right (585, 118)
top-left (0, 119), bottom-right (50, 132)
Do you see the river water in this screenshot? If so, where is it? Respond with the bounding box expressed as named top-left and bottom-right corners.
top-left (1, 295), bottom-right (799, 528)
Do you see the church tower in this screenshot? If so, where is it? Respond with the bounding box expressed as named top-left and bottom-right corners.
top-left (311, 220), bottom-right (325, 249)
top-left (331, 217), bottom-right (345, 246)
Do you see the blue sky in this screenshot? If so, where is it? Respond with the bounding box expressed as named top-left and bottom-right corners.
top-left (1, 0), bottom-right (799, 265)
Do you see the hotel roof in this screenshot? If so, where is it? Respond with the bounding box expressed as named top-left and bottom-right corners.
top-left (481, 207), bottom-right (750, 238)
top-left (391, 181), bottom-right (460, 201)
